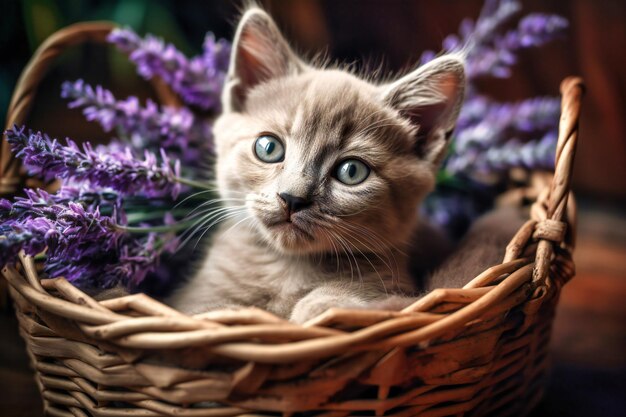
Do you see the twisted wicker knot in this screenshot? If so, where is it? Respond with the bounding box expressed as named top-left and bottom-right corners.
top-left (533, 219), bottom-right (567, 243)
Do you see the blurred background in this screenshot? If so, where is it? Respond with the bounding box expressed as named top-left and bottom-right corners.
top-left (0, 0), bottom-right (624, 416)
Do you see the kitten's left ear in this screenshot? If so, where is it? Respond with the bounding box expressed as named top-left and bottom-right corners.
top-left (380, 55), bottom-right (465, 165)
top-left (223, 7), bottom-right (306, 112)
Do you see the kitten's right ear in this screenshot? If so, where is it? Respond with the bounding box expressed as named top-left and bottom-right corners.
top-left (223, 7), bottom-right (305, 112)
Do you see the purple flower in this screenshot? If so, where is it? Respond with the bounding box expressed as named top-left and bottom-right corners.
top-left (447, 131), bottom-right (557, 175)
top-left (1, 198), bottom-right (120, 276)
top-left (1, 187), bottom-right (120, 226)
top-left (471, 0), bottom-right (521, 46)
top-left (453, 96), bottom-right (561, 153)
top-left (419, 1), bottom-right (568, 80)
top-left (106, 26), bottom-right (140, 53)
top-left (203, 33), bottom-right (231, 74)
top-left (61, 80), bottom-right (214, 162)
top-left (107, 27), bottom-right (230, 111)
top-left (467, 13), bottom-right (568, 79)
top-left (45, 232), bottom-right (178, 289)
top-left (2, 27), bottom-right (229, 292)
top-left (5, 126), bottom-right (182, 198)
top-left (481, 132), bottom-right (556, 172)
top-left (109, 232), bottom-right (180, 288)
top-left (0, 227), bottom-right (44, 267)
top-left (423, 1), bottom-right (567, 234)
top-left (0, 191), bottom-right (180, 288)
top-left (56, 184), bottom-right (121, 209)
top-left (512, 14), bottom-right (569, 48)
top-left (419, 0), bottom-right (521, 65)
top-left (443, 94), bottom-right (560, 179)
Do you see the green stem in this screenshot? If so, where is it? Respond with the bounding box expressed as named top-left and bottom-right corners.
top-left (175, 177), bottom-right (215, 190)
top-left (116, 217), bottom-right (198, 234)
top-left (125, 208), bottom-right (191, 225)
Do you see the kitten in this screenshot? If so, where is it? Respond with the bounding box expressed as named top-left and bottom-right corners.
top-left (167, 7), bottom-right (468, 322)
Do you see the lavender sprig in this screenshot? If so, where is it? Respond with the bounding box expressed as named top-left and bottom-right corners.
top-left (472, 132), bottom-right (557, 174)
top-left (43, 232), bottom-right (178, 288)
top-left (1, 191), bottom-right (180, 287)
top-left (419, 0), bottom-right (568, 80)
top-left (110, 232), bottom-right (180, 287)
top-left (61, 80), bottom-right (214, 162)
top-left (1, 187), bottom-right (120, 224)
top-left (107, 27), bottom-right (230, 111)
top-left (471, 0), bottom-right (522, 44)
top-left (0, 228), bottom-right (45, 268)
top-left (421, 0), bottom-right (567, 234)
top-left (0, 200), bottom-right (121, 277)
top-left (203, 33), bottom-right (231, 76)
top-left (3, 26), bottom-right (229, 291)
top-left (444, 96), bottom-right (560, 176)
top-left (5, 126), bottom-right (183, 198)
top-left (454, 96), bottom-right (561, 151)
top-left (61, 79), bottom-right (192, 141)
top-left (420, 0), bottom-right (522, 66)
top-left (467, 14), bottom-right (568, 79)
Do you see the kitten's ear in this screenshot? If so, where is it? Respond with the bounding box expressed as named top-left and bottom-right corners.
top-left (223, 7), bottom-right (305, 112)
top-left (380, 55), bottom-right (465, 165)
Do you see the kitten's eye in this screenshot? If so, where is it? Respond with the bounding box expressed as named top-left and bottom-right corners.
top-left (336, 159), bottom-right (370, 185)
top-left (254, 135), bottom-right (285, 163)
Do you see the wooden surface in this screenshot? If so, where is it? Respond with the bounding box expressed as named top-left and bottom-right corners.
top-left (0, 202), bottom-right (624, 416)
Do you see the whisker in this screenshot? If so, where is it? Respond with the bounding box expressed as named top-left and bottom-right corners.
top-left (173, 190), bottom-right (216, 208)
top-left (320, 228), bottom-right (341, 275)
top-left (339, 220), bottom-right (404, 288)
top-left (333, 222), bottom-right (389, 295)
top-left (316, 213), bottom-right (404, 289)
top-left (192, 211), bottom-right (248, 249)
top-left (173, 187), bottom-right (248, 208)
top-left (218, 215), bottom-right (254, 240)
top-left (330, 229), bottom-right (362, 287)
top-left (185, 197), bottom-right (247, 217)
top-left (179, 212), bottom-right (242, 251)
top-left (177, 206), bottom-right (247, 249)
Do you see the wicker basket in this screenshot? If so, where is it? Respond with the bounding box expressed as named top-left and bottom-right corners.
top-left (1, 23), bottom-right (584, 417)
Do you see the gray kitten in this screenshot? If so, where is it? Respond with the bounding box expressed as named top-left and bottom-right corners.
top-left (168, 8), bottom-right (515, 323)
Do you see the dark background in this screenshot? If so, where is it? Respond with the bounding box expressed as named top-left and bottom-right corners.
top-left (0, 1), bottom-right (624, 416)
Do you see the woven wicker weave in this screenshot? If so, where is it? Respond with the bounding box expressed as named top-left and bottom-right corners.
top-left (1, 23), bottom-right (584, 417)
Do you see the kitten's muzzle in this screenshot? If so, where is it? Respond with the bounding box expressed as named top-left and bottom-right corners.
top-left (278, 192), bottom-right (312, 220)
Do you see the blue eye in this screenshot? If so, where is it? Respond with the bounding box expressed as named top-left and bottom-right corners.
top-left (336, 159), bottom-right (370, 185)
top-left (254, 135), bottom-right (285, 163)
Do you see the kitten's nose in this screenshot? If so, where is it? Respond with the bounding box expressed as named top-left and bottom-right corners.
top-left (279, 192), bottom-right (312, 215)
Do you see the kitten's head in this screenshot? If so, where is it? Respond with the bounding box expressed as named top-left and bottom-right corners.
top-left (212, 8), bottom-right (465, 254)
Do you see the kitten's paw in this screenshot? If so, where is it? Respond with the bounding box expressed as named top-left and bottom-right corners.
top-left (290, 298), bottom-right (366, 324)
top-left (290, 300), bottom-right (333, 324)
top-left (367, 295), bottom-right (419, 311)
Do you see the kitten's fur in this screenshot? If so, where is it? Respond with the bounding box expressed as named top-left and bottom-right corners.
top-left (168, 8), bottom-right (514, 322)
top-left (426, 207), bottom-right (526, 290)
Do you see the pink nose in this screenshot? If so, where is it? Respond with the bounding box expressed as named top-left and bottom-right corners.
top-left (279, 192), bottom-right (312, 214)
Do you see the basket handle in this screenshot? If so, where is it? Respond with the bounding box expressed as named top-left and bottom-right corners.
top-left (0, 21), bottom-right (178, 197)
top-left (532, 76), bottom-right (585, 283)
